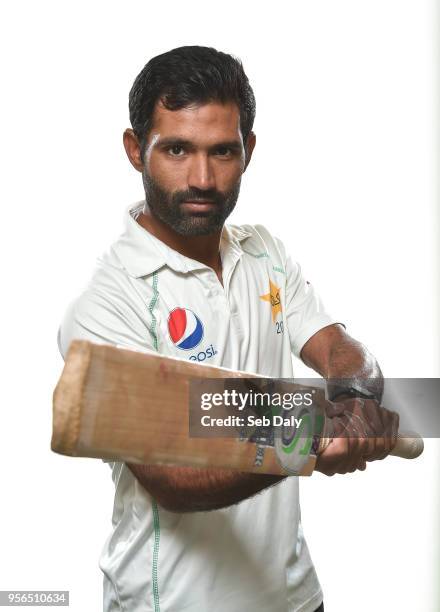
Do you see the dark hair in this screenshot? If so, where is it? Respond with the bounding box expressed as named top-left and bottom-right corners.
top-left (129, 46), bottom-right (256, 158)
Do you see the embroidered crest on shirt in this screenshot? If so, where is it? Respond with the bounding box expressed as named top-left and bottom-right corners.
top-left (260, 279), bottom-right (282, 322)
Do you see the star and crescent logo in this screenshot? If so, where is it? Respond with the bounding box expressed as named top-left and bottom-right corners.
top-left (260, 279), bottom-right (282, 322)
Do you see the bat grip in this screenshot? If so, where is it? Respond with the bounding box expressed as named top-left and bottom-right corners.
top-left (390, 431), bottom-right (424, 459)
top-left (318, 429), bottom-right (424, 460)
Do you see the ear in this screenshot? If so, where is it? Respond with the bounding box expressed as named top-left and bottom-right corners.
top-left (244, 131), bottom-right (256, 172)
top-left (123, 129), bottom-right (144, 172)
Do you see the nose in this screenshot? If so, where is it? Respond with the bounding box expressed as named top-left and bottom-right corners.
top-left (187, 153), bottom-right (216, 191)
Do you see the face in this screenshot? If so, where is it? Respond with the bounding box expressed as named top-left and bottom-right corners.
top-left (137, 101), bottom-right (253, 236)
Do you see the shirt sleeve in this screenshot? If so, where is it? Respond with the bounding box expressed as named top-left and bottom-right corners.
top-left (57, 287), bottom-right (155, 360)
top-left (275, 237), bottom-right (345, 359)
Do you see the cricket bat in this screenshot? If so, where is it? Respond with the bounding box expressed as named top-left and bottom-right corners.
top-left (51, 340), bottom-right (424, 476)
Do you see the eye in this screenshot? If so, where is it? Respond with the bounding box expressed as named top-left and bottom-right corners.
top-left (214, 146), bottom-right (232, 157)
top-left (168, 145), bottom-right (185, 157)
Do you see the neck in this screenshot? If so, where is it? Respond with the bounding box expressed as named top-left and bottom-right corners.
top-left (136, 205), bottom-right (223, 275)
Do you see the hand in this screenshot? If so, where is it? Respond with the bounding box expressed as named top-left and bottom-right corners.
top-left (315, 398), bottom-right (400, 476)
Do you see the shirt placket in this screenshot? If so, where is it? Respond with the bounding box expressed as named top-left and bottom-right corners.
top-left (220, 240), bottom-right (244, 337)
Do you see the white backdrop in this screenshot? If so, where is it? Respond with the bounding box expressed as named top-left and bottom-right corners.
top-left (0, 1), bottom-right (438, 611)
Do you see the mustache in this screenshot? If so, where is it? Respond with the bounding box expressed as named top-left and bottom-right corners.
top-left (172, 188), bottom-right (225, 206)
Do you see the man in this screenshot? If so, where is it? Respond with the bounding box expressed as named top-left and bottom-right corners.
top-left (57, 46), bottom-right (398, 612)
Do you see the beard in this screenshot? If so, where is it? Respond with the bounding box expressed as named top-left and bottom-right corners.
top-left (142, 171), bottom-right (241, 236)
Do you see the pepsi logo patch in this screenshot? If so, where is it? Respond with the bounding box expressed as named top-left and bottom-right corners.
top-left (168, 307), bottom-right (204, 351)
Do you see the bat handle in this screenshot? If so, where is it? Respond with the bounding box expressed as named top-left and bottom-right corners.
top-left (391, 431), bottom-right (424, 459)
top-left (318, 429), bottom-right (424, 460)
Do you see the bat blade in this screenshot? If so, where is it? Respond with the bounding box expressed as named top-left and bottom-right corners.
top-left (52, 340), bottom-right (311, 475)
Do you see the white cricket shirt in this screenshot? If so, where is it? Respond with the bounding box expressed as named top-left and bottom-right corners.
top-left (58, 201), bottom-right (340, 612)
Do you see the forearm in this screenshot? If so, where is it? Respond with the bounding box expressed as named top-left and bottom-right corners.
top-left (301, 325), bottom-right (384, 400)
top-left (325, 337), bottom-right (384, 401)
top-left (127, 463), bottom-right (285, 513)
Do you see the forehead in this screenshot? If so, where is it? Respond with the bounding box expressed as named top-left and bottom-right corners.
top-left (148, 100), bottom-right (242, 144)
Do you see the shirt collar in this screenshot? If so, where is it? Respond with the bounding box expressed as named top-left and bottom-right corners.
top-left (112, 201), bottom-right (253, 278)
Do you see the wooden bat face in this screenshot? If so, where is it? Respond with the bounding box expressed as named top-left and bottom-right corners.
top-left (52, 340), bottom-right (327, 475)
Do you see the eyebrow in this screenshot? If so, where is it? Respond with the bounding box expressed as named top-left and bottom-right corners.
top-left (156, 137), bottom-right (243, 152)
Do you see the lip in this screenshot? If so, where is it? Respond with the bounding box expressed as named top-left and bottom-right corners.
top-left (181, 201), bottom-right (217, 211)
